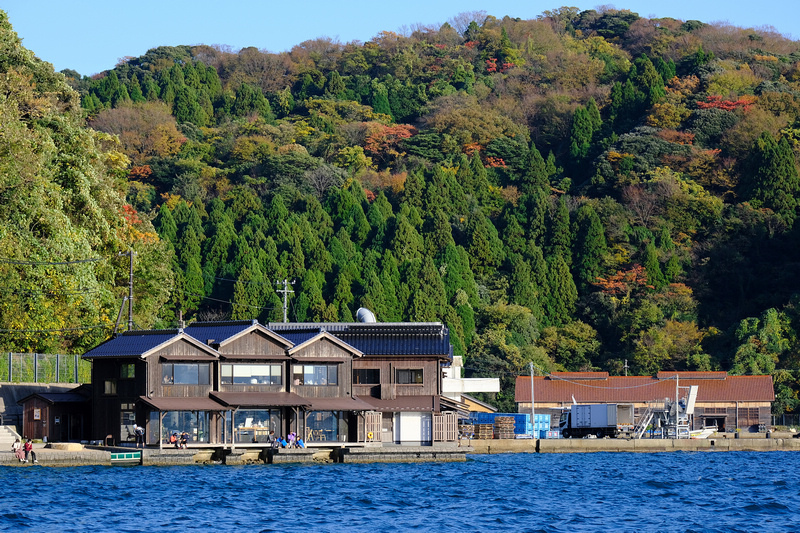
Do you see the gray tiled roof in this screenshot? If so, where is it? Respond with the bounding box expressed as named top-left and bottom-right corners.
top-left (83, 331), bottom-right (179, 358)
top-left (83, 321), bottom-right (452, 358)
top-left (184, 321), bottom-right (256, 345)
top-left (271, 323), bottom-right (452, 356)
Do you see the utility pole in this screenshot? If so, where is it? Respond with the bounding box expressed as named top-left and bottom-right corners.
top-left (112, 249), bottom-right (137, 335)
top-left (127, 248), bottom-right (135, 331)
top-left (623, 359), bottom-right (629, 377)
top-left (275, 279), bottom-right (295, 323)
top-left (530, 362), bottom-right (535, 438)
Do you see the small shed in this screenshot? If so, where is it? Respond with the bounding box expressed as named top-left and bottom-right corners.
top-left (17, 384), bottom-right (92, 442)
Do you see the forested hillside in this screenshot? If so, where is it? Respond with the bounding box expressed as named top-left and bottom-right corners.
top-left (5, 8), bottom-right (800, 412)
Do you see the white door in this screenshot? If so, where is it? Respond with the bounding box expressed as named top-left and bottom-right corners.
top-left (395, 412), bottom-right (433, 445)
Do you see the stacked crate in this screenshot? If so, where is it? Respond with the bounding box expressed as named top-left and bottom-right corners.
top-left (473, 423), bottom-right (494, 439)
top-left (493, 416), bottom-right (516, 439)
top-left (533, 414), bottom-right (551, 438)
top-left (469, 412), bottom-right (552, 437)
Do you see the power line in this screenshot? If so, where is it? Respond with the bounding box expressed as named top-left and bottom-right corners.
top-left (0, 257), bottom-right (104, 265)
top-left (204, 274), bottom-right (279, 287)
top-left (0, 287), bottom-right (104, 296)
top-left (186, 292), bottom-right (281, 311)
top-left (0, 324), bottom-right (113, 334)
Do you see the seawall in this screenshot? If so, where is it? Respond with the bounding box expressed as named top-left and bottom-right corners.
top-left (4, 436), bottom-right (800, 467)
top-left (467, 433), bottom-right (800, 454)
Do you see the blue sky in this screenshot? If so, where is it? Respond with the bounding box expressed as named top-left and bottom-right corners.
top-left (4, 0), bottom-right (798, 76)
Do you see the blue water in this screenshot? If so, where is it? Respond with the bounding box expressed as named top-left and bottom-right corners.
top-left (0, 452), bottom-right (797, 532)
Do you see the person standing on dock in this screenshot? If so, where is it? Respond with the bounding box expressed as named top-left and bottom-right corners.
top-left (133, 424), bottom-right (145, 448)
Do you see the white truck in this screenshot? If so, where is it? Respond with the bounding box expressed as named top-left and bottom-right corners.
top-left (559, 403), bottom-right (635, 438)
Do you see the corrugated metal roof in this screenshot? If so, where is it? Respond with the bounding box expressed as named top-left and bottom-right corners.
top-left (515, 374), bottom-right (775, 403)
top-left (17, 392), bottom-right (90, 405)
top-left (306, 396), bottom-right (376, 411)
top-left (363, 395), bottom-right (437, 412)
top-left (137, 396), bottom-right (225, 411)
top-left (210, 392), bottom-right (310, 408)
top-left (656, 371), bottom-right (728, 380)
top-left (83, 331), bottom-right (179, 358)
top-left (550, 371), bottom-right (610, 380)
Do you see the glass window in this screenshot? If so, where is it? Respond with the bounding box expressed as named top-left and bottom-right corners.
top-left (120, 363), bottom-right (135, 379)
top-left (293, 364), bottom-right (337, 385)
top-left (306, 411), bottom-right (339, 442)
top-left (121, 410), bottom-right (135, 442)
top-left (161, 363), bottom-right (211, 385)
top-left (162, 364), bottom-right (174, 384)
top-left (228, 409), bottom-right (282, 444)
top-left (222, 364), bottom-right (282, 385)
top-left (104, 379), bottom-right (117, 395)
top-left (396, 368), bottom-right (423, 384)
top-left (153, 410), bottom-right (210, 444)
top-left (354, 368), bottom-right (380, 384)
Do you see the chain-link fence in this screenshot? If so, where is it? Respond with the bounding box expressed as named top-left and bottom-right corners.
top-left (0, 353), bottom-right (91, 383)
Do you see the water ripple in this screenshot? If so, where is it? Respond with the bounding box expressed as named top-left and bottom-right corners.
top-left (2, 451), bottom-right (800, 531)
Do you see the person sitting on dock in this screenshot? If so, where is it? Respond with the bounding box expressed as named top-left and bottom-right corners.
top-left (180, 431), bottom-right (189, 449)
top-left (287, 432), bottom-right (296, 448)
top-left (23, 438), bottom-right (37, 463)
top-left (169, 432), bottom-right (179, 448)
top-left (12, 437), bottom-right (23, 462)
top-left (296, 437), bottom-right (305, 448)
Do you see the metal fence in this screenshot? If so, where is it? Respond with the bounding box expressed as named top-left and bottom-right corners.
top-left (0, 353), bottom-right (91, 383)
top-left (772, 414), bottom-right (800, 428)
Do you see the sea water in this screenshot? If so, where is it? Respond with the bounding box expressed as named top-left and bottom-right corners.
top-left (1, 451), bottom-right (797, 532)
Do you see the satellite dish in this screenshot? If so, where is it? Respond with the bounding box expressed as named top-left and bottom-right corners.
top-left (356, 307), bottom-right (377, 323)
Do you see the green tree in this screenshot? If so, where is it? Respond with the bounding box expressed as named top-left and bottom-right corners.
top-left (547, 195), bottom-right (572, 263)
top-left (572, 204), bottom-right (607, 293)
top-left (544, 253), bottom-right (577, 326)
top-left (467, 209), bottom-right (505, 276)
top-left (743, 133), bottom-right (800, 226)
top-left (643, 241), bottom-right (666, 290)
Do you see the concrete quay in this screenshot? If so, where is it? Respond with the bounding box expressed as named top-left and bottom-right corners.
top-left (0, 442), bottom-right (471, 466)
top-left (467, 433), bottom-right (800, 454)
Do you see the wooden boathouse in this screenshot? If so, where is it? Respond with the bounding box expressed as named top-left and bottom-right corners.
top-left (82, 320), bottom-right (460, 450)
top-left (516, 371), bottom-right (775, 433)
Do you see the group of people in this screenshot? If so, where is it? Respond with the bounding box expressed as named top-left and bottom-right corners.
top-left (168, 431), bottom-right (190, 448)
top-left (267, 430), bottom-right (304, 449)
top-left (11, 437), bottom-right (37, 464)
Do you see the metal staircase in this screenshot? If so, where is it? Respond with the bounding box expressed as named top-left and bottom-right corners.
top-left (634, 405), bottom-right (654, 439)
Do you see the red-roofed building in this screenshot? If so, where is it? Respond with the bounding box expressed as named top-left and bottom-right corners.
top-left (515, 371), bottom-right (774, 432)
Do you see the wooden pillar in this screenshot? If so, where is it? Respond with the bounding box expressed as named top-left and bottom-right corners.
top-left (159, 411), bottom-right (165, 451)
